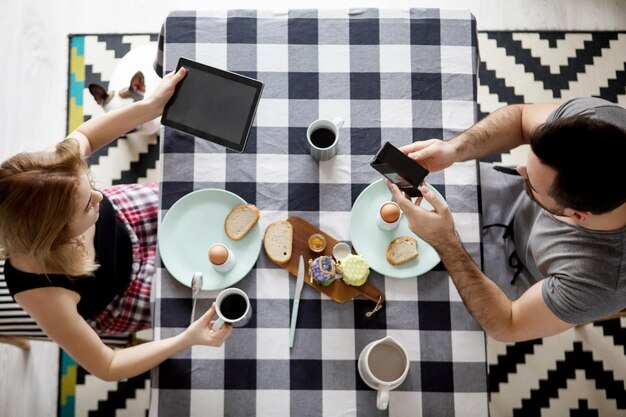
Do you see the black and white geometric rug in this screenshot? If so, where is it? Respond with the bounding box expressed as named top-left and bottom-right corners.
top-left (63, 31), bottom-right (626, 417)
top-left (478, 31), bottom-right (626, 417)
top-left (61, 34), bottom-right (158, 417)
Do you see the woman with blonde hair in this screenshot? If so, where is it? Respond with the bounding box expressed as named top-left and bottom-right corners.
top-left (0, 67), bottom-right (231, 381)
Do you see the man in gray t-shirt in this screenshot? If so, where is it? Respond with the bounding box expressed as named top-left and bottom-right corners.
top-left (385, 97), bottom-right (626, 342)
top-left (514, 98), bottom-right (626, 324)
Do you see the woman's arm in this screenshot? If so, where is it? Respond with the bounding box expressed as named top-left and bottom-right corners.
top-left (16, 285), bottom-right (230, 381)
top-left (67, 67), bottom-right (187, 157)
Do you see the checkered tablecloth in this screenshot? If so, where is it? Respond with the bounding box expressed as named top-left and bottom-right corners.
top-left (151, 9), bottom-right (486, 417)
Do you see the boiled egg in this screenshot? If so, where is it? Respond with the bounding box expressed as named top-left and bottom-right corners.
top-left (380, 202), bottom-right (400, 223)
top-left (208, 244), bottom-right (229, 265)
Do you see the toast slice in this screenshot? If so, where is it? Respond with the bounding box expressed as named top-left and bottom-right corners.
top-left (386, 236), bottom-right (419, 265)
top-left (263, 220), bottom-right (293, 264)
top-left (225, 204), bottom-right (260, 241)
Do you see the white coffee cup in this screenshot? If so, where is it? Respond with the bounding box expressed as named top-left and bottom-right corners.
top-left (358, 336), bottom-right (410, 410)
top-left (306, 117), bottom-right (344, 161)
top-left (211, 288), bottom-right (252, 331)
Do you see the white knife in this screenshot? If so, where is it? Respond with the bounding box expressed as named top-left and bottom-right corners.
top-left (289, 255), bottom-right (305, 348)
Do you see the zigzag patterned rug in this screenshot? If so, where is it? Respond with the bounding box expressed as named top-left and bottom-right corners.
top-left (488, 319), bottom-right (626, 417)
top-left (60, 34), bottom-right (157, 417)
top-left (61, 32), bottom-right (626, 417)
top-left (478, 31), bottom-right (626, 165)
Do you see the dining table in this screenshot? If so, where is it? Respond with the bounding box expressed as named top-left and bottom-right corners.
top-left (151, 8), bottom-right (487, 417)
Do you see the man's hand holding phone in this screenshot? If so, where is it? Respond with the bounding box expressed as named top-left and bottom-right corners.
top-left (385, 180), bottom-right (456, 250)
top-left (398, 139), bottom-right (458, 173)
top-left (370, 141), bottom-right (430, 197)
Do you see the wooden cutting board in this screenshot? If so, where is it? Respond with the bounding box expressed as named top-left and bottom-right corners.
top-left (268, 216), bottom-right (385, 309)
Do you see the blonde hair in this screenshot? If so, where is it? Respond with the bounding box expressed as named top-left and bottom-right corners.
top-left (0, 138), bottom-right (98, 276)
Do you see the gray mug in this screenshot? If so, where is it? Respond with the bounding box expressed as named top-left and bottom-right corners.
top-left (306, 117), bottom-right (344, 161)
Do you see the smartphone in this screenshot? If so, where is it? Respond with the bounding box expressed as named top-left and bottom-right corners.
top-left (370, 141), bottom-right (429, 197)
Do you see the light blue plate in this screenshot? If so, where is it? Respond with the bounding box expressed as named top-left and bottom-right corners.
top-left (159, 189), bottom-right (262, 290)
top-left (350, 180), bottom-right (442, 278)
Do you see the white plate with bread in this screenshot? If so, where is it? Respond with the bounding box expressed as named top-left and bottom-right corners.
top-left (159, 189), bottom-right (262, 290)
top-left (350, 180), bottom-right (442, 278)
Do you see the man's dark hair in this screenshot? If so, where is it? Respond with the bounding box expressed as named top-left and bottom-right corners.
top-left (530, 115), bottom-right (626, 214)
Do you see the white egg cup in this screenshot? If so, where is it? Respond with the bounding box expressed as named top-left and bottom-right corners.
top-left (209, 243), bottom-right (236, 273)
top-left (376, 202), bottom-right (402, 231)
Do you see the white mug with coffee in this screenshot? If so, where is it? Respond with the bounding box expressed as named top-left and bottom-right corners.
top-left (306, 116), bottom-right (344, 161)
top-left (358, 336), bottom-right (410, 410)
top-left (211, 288), bottom-right (252, 331)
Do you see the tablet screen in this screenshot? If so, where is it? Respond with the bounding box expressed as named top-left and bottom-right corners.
top-left (162, 58), bottom-right (264, 152)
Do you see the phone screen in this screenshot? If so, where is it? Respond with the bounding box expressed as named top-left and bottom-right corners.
top-left (383, 173), bottom-right (412, 188)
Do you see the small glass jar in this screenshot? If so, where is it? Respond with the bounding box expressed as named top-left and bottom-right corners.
top-left (308, 233), bottom-right (327, 253)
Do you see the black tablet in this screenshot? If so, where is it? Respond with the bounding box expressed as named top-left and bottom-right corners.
top-left (161, 58), bottom-right (264, 152)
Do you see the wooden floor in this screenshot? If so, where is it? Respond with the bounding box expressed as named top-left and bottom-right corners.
top-left (1, 1), bottom-right (625, 416)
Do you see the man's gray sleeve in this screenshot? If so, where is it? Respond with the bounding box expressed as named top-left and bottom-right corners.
top-left (542, 274), bottom-right (626, 324)
top-left (547, 97), bottom-right (626, 127)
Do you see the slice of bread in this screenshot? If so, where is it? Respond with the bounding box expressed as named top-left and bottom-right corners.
top-left (225, 204), bottom-right (260, 241)
top-left (386, 236), bottom-right (419, 265)
top-left (263, 220), bottom-right (293, 264)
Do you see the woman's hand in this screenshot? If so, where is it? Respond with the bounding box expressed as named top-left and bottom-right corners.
top-left (146, 67), bottom-right (188, 115)
top-left (184, 303), bottom-right (232, 347)
top-left (399, 139), bottom-right (458, 172)
top-left (386, 180), bottom-right (457, 250)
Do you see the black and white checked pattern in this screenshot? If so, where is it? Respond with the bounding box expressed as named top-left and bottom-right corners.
top-left (152, 9), bottom-right (485, 417)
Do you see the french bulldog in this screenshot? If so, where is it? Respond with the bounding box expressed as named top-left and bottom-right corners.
top-left (88, 45), bottom-right (161, 136)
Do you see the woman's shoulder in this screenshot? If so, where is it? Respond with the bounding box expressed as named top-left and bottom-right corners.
top-left (4, 257), bottom-right (81, 298)
top-left (5, 254), bottom-right (40, 275)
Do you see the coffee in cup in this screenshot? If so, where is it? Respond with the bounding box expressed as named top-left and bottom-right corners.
top-left (368, 343), bottom-right (406, 382)
top-left (358, 336), bottom-right (410, 410)
top-left (220, 293), bottom-right (247, 319)
top-left (310, 128), bottom-right (336, 148)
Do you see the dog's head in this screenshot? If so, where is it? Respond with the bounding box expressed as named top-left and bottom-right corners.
top-left (88, 71), bottom-right (146, 110)
top-left (86, 45), bottom-right (161, 137)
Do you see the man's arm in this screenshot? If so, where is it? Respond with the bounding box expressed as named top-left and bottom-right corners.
top-left (438, 238), bottom-right (573, 342)
top-left (401, 103), bottom-right (560, 172)
top-left (387, 181), bottom-right (573, 342)
top-left (450, 103), bottom-right (560, 162)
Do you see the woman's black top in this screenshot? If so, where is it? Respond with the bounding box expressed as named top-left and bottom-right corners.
top-left (4, 195), bottom-right (133, 319)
